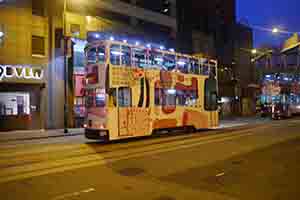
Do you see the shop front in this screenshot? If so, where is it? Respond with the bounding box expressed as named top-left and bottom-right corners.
top-left (0, 65), bottom-right (45, 131)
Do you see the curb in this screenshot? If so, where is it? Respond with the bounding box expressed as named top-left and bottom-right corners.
top-left (0, 132), bottom-right (84, 143)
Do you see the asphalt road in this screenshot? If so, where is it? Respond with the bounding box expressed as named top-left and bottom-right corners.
top-left (0, 119), bottom-right (300, 200)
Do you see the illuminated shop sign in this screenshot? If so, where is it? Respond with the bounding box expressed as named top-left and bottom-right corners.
top-left (0, 65), bottom-right (44, 81)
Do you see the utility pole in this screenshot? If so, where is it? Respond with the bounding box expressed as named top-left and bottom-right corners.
top-left (63, 0), bottom-right (69, 133)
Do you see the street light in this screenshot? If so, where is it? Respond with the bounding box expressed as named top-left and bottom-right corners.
top-left (251, 49), bottom-right (257, 55)
top-left (272, 28), bottom-right (279, 34)
top-left (63, 0), bottom-right (69, 133)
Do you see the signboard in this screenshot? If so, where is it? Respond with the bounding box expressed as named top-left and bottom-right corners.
top-left (262, 82), bottom-right (281, 96)
top-left (0, 65), bottom-right (44, 83)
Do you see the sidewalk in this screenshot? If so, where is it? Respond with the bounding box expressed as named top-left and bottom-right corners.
top-left (0, 128), bottom-right (84, 143)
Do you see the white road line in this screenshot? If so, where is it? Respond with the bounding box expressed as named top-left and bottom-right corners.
top-left (51, 188), bottom-right (95, 200)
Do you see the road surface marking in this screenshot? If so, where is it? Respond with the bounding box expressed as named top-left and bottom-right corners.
top-left (216, 172), bottom-right (225, 177)
top-left (51, 188), bottom-right (95, 200)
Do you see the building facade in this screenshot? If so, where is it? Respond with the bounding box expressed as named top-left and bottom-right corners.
top-left (0, 0), bottom-right (48, 131)
top-left (0, 0), bottom-right (177, 130)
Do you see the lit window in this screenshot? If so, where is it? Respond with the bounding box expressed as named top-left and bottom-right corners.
top-left (163, 54), bottom-right (176, 71)
top-left (149, 51), bottom-right (164, 69)
top-left (0, 93), bottom-right (30, 116)
top-left (121, 45), bottom-right (131, 66)
top-left (132, 48), bottom-right (147, 68)
top-left (32, 36), bottom-right (45, 56)
top-left (110, 44), bottom-right (121, 65)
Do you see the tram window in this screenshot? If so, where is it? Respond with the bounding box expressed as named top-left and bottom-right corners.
top-left (132, 48), bottom-right (147, 68)
top-left (87, 47), bottom-right (97, 64)
top-left (155, 88), bottom-right (162, 105)
top-left (177, 57), bottom-right (189, 74)
top-left (163, 54), bottom-right (176, 71)
top-left (110, 44), bottom-right (121, 65)
top-left (162, 89), bottom-right (176, 106)
top-left (98, 46), bottom-right (106, 64)
top-left (95, 89), bottom-right (106, 107)
top-left (202, 64), bottom-right (210, 76)
top-left (118, 87), bottom-right (132, 107)
top-left (176, 90), bottom-right (198, 106)
top-left (121, 45), bottom-right (131, 66)
top-left (210, 66), bottom-right (216, 77)
top-left (149, 51), bottom-right (164, 69)
top-left (86, 89), bottom-right (95, 108)
top-left (205, 78), bottom-right (218, 111)
top-left (190, 59), bottom-right (200, 75)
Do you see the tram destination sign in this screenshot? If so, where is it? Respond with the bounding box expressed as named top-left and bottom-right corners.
top-left (0, 65), bottom-right (44, 83)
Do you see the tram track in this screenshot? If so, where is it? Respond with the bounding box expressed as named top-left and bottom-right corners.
top-left (0, 122), bottom-right (280, 184)
top-left (0, 122), bottom-right (272, 169)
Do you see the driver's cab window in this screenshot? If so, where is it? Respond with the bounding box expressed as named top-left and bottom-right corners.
top-left (108, 88), bottom-right (117, 107)
top-left (118, 87), bottom-right (132, 107)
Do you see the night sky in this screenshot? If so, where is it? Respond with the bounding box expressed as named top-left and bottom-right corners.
top-left (237, 0), bottom-right (300, 47)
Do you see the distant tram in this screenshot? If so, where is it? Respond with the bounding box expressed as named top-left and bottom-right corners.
top-left (83, 36), bottom-right (219, 141)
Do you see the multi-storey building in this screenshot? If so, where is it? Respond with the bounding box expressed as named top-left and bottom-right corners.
top-left (0, 0), bottom-right (177, 130)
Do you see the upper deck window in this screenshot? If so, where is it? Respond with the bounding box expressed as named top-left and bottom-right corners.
top-left (177, 57), bottom-right (189, 74)
top-left (121, 45), bottom-right (131, 66)
top-left (87, 47), bottom-right (97, 64)
top-left (163, 53), bottom-right (176, 71)
top-left (190, 59), bottom-right (200, 75)
top-left (132, 48), bottom-right (147, 68)
top-left (110, 44), bottom-right (121, 65)
top-left (149, 51), bottom-right (164, 69)
top-left (98, 46), bottom-right (106, 64)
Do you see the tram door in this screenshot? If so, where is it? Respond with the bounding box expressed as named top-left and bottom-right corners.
top-left (117, 87), bottom-right (132, 136)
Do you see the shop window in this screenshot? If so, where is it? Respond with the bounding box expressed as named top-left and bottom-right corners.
top-left (0, 93), bottom-right (30, 116)
top-left (163, 53), bottom-right (176, 71)
top-left (121, 45), bottom-right (131, 66)
top-left (132, 48), bottom-right (147, 68)
top-left (118, 87), bottom-right (132, 107)
top-left (32, 36), bottom-right (45, 56)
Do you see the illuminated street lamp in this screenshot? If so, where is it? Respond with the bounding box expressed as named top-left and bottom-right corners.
top-left (251, 49), bottom-right (257, 55)
top-left (272, 28), bottom-right (279, 34)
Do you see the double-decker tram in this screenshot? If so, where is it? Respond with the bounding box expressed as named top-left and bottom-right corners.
top-left (84, 36), bottom-right (219, 141)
